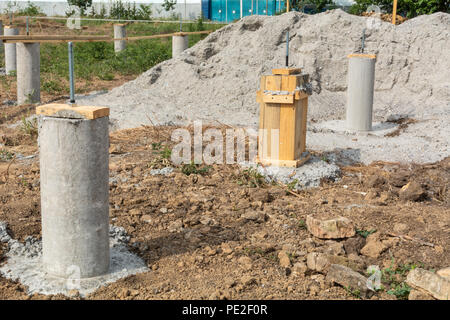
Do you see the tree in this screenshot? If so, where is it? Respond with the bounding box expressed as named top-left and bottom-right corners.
top-left (67, 0), bottom-right (93, 16)
top-left (291, 0), bottom-right (335, 13)
top-left (162, 0), bottom-right (177, 12)
top-left (349, 0), bottom-right (450, 18)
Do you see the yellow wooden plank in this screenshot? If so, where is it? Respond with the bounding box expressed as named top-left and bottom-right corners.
top-left (258, 76), bottom-right (266, 161)
top-left (256, 152), bottom-right (310, 168)
top-left (264, 75), bottom-right (282, 160)
top-left (36, 103), bottom-right (109, 120)
top-left (347, 53), bottom-right (376, 59)
top-left (294, 91), bottom-right (309, 100)
top-left (272, 68), bottom-right (302, 75)
top-left (262, 94), bottom-right (294, 104)
top-left (278, 75), bottom-right (297, 160)
top-left (300, 97), bottom-right (308, 154)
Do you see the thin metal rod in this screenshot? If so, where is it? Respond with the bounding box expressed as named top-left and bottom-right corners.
top-left (285, 31), bottom-right (289, 67)
top-left (26, 17), bottom-right (29, 35)
top-left (361, 28), bottom-right (366, 54)
top-left (180, 16), bottom-right (182, 32)
top-left (68, 42), bottom-right (75, 104)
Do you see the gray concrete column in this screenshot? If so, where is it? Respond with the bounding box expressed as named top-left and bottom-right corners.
top-left (172, 34), bottom-right (188, 57)
top-left (114, 24), bottom-right (126, 53)
top-left (39, 111), bottom-right (110, 279)
top-left (4, 26), bottom-right (19, 75)
top-left (16, 42), bottom-right (40, 105)
top-left (346, 54), bottom-right (376, 131)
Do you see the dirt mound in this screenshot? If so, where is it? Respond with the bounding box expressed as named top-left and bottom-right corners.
top-left (78, 9), bottom-right (449, 130)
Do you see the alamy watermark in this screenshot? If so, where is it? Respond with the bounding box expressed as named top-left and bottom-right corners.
top-left (170, 121), bottom-right (280, 165)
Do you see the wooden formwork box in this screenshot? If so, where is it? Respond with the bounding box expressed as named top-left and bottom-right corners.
top-left (256, 68), bottom-right (311, 167)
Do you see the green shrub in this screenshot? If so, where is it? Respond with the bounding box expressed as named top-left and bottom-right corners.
top-left (349, 0), bottom-right (450, 18)
top-left (16, 1), bottom-right (45, 16)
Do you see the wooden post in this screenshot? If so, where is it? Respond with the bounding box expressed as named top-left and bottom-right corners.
top-left (392, 0), bottom-right (398, 25)
top-left (287, 0), bottom-right (290, 13)
top-left (256, 68), bottom-right (311, 168)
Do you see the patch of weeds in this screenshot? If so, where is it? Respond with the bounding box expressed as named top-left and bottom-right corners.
top-left (381, 260), bottom-right (423, 300)
top-left (387, 282), bottom-right (411, 300)
top-left (20, 116), bottom-right (38, 136)
top-left (298, 219), bottom-right (307, 230)
top-left (321, 155), bottom-right (329, 163)
top-left (181, 162), bottom-right (210, 176)
top-left (99, 72), bottom-right (115, 81)
top-left (344, 286), bottom-right (362, 299)
top-left (42, 80), bottom-right (66, 95)
top-left (0, 149), bottom-right (14, 161)
top-left (236, 166), bottom-right (266, 188)
top-left (149, 145), bottom-right (172, 169)
top-left (151, 142), bottom-right (163, 150)
top-left (286, 179), bottom-right (298, 191)
top-left (356, 229), bottom-right (377, 238)
top-left (243, 247), bottom-right (277, 262)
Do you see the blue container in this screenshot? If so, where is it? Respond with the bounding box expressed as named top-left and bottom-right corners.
top-left (208, 0), bottom-right (284, 22)
top-left (202, 0), bottom-right (212, 19)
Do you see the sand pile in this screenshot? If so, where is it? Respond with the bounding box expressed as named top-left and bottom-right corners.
top-left (78, 9), bottom-right (450, 164)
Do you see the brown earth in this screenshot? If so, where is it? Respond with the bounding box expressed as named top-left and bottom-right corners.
top-left (0, 123), bottom-right (448, 300)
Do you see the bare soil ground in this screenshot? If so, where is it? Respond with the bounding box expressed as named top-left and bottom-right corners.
top-left (0, 122), bottom-right (448, 300)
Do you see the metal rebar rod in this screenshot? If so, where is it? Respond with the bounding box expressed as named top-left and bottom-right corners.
top-left (26, 17), bottom-right (29, 35)
top-left (286, 31), bottom-right (289, 67)
top-left (361, 28), bottom-right (366, 53)
top-left (68, 42), bottom-right (75, 104)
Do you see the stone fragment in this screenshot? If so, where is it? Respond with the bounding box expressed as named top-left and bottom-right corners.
top-left (306, 215), bottom-right (355, 239)
top-left (408, 289), bottom-right (435, 300)
top-left (406, 268), bottom-right (450, 300)
top-left (360, 233), bottom-right (387, 258)
top-left (399, 181), bottom-right (425, 201)
top-left (326, 264), bottom-right (373, 298)
top-left (278, 251), bottom-right (291, 268)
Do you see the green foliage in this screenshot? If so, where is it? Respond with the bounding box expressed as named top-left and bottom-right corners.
top-left (387, 282), bottom-right (411, 299)
top-left (349, 0), bottom-right (450, 18)
top-left (181, 162), bottom-right (210, 176)
top-left (292, 0), bottom-right (335, 13)
top-left (236, 167), bottom-right (266, 188)
top-left (67, 0), bottom-right (92, 16)
top-left (298, 219), bottom-right (307, 230)
top-left (381, 260), bottom-right (422, 300)
top-left (109, 0), bottom-right (153, 20)
top-left (356, 229), bottom-right (377, 238)
top-left (162, 0), bottom-right (177, 12)
top-left (16, 1), bottom-right (45, 16)
top-left (42, 79), bottom-right (66, 94)
top-left (40, 39), bottom-right (171, 81)
top-left (286, 179), bottom-right (299, 191)
top-left (20, 116), bottom-right (38, 136)
top-left (0, 149), bottom-right (14, 161)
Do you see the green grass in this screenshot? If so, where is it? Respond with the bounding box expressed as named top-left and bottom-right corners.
top-left (181, 162), bottom-right (211, 176)
top-left (27, 19), bottom-right (224, 96)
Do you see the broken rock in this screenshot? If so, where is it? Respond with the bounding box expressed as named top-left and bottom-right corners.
top-left (326, 264), bottom-right (373, 298)
top-left (408, 289), bottom-right (435, 300)
top-left (406, 268), bottom-right (450, 300)
top-left (437, 267), bottom-right (450, 280)
top-left (360, 233), bottom-right (387, 259)
top-left (399, 181), bottom-right (425, 201)
top-left (343, 236), bottom-right (366, 255)
top-left (278, 251), bottom-right (291, 268)
top-left (306, 215), bottom-right (355, 239)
